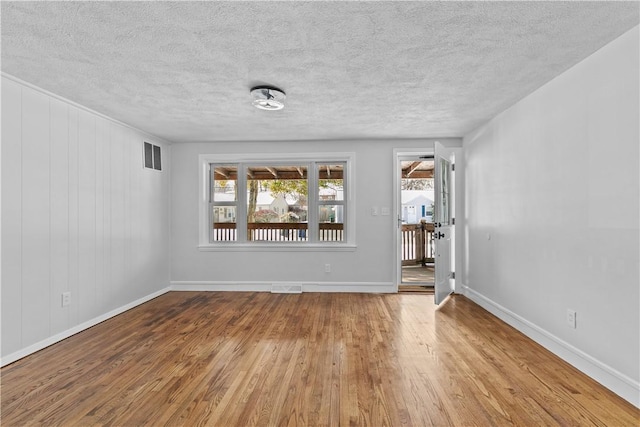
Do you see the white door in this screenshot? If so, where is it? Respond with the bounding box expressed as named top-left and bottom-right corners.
top-left (434, 142), bottom-right (458, 305)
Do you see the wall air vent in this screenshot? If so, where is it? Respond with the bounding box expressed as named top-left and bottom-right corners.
top-left (144, 142), bottom-right (162, 171)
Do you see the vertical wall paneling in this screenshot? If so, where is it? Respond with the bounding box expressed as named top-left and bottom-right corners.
top-left (77, 110), bottom-right (97, 323)
top-left (141, 140), bottom-right (154, 293)
top-left (49, 97), bottom-right (70, 334)
top-left (110, 125), bottom-right (125, 308)
top-left (130, 135), bottom-right (142, 294)
top-left (123, 129), bottom-right (131, 302)
top-left (67, 106), bottom-right (80, 327)
top-left (1, 78), bottom-right (23, 354)
top-left (94, 118), bottom-right (105, 313)
top-left (103, 123), bottom-right (112, 309)
top-left (1, 75), bottom-right (171, 362)
top-left (20, 86), bottom-right (51, 344)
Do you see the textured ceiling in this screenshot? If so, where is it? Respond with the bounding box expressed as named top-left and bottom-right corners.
top-left (2, 1), bottom-right (638, 143)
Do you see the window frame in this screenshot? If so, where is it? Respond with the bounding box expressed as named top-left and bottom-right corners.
top-left (198, 152), bottom-right (356, 251)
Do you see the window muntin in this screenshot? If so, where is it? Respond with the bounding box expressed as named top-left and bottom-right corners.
top-left (204, 158), bottom-right (351, 246)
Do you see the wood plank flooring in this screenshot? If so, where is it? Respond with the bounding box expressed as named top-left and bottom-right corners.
top-left (1, 292), bottom-right (638, 426)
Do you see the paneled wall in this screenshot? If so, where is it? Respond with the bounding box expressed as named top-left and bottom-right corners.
top-left (1, 75), bottom-right (172, 360)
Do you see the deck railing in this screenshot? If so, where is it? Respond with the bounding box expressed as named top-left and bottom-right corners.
top-left (213, 222), bottom-right (433, 261)
top-left (402, 220), bottom-right (434, 266)
top-left (213, 223), bottom-right (344, 242)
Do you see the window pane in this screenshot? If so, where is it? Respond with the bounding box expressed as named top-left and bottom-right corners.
top-left (246, 166), bottom-right (308, 242)
top-left (212, 206), bottom-right (236, 241)
top-left (212, 165), bottom-right (237, 202)
top-left (318, 163), bottom-right (344, 201)
top-left (319, 205), bottom-right (344, 242)
top-left (437, 158), bottom-right (451, 225)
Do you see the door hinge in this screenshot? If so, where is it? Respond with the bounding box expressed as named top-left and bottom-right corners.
top-left (451, 272), bottom-right (455, 279)
top-left (452, 163), bottom-right (455, 171)
top-left (452, 218), bottom-right (455, 225)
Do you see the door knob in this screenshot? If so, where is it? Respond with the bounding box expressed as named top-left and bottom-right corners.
top-left (435, 232), bottom-right (445, 239)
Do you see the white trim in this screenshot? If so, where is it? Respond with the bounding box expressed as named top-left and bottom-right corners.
top-left (0, 287), bottom-right (171, 367)
top-left (1, 73), bottom-right (173, 146)
top-left (461, 284), bottom-right (640, 407)
top-left (171, 281), bottom-right (396, 293)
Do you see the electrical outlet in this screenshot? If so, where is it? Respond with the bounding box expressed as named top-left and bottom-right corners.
top-left (566, 309), bottom-right (576, 329)
top-left (62, 292), bottom-right (71, 307)
top-left (324, 264), bottom-right (331, 273)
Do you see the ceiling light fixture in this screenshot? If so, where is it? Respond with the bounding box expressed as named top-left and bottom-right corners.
top-left (250, 86), bottom-right (286, 110)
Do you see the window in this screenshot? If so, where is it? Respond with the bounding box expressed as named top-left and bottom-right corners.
top-left (199, 153), bottom-right (355, 249)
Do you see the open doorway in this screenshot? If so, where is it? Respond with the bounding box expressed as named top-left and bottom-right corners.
top-left (397, 156), bottom-right (435, 292)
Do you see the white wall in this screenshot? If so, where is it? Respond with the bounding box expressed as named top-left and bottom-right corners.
top-left (462, 27), bottom-right (639, 405)
top-left (1, 75), bottom-right (172, 363)
top-left (171, 139), bottom-right (461, 292)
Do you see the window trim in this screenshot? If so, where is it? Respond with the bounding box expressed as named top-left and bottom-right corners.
top-left (198, 152), bottom-right (356, 251)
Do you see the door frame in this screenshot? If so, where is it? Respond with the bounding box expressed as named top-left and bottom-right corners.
top-left (393, 148), bottom-right (434, 291)
top-left (393, 145), bottom-right (464, 295)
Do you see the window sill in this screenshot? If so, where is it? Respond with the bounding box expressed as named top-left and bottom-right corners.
top-left (198, 243), bottom-right (357, 252)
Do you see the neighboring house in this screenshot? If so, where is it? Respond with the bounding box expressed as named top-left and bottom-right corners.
top-left (319, 187), bottom-right (345, 223)
top-left (319, 187), bottom-right (343, 201)
top-left (211, 193), bottom-right (235, 223)
top-left (256, 192), bottom-right (291, 217)
top-left (401, 190), bottom-right (434, 223)
top-left (213, 192), bottom-right (299, 223)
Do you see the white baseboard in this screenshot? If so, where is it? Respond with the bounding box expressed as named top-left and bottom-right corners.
top-left (461, 284), bottom-right (640, 407)
top-left (170, 280), bottom-right (396, 293)
top-left (1, 287), bottom-right (171, 367)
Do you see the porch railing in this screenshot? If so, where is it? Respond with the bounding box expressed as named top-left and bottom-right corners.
top-left (213, 223), bottom-right (343, 242)
top-left (213, 222), bottom-right (432, 260)
top-left (402, 220), bottom-right (434, 266)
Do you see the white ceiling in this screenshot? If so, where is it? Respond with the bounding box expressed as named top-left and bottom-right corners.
top-left (2, 1), bottom-right (638, 143)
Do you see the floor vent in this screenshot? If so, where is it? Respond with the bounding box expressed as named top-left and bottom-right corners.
top-left (271, 284), bottom-right (303, 294)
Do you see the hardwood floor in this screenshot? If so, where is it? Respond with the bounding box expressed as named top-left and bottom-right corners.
top-left (1, 292), bottom-right (638, 426)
